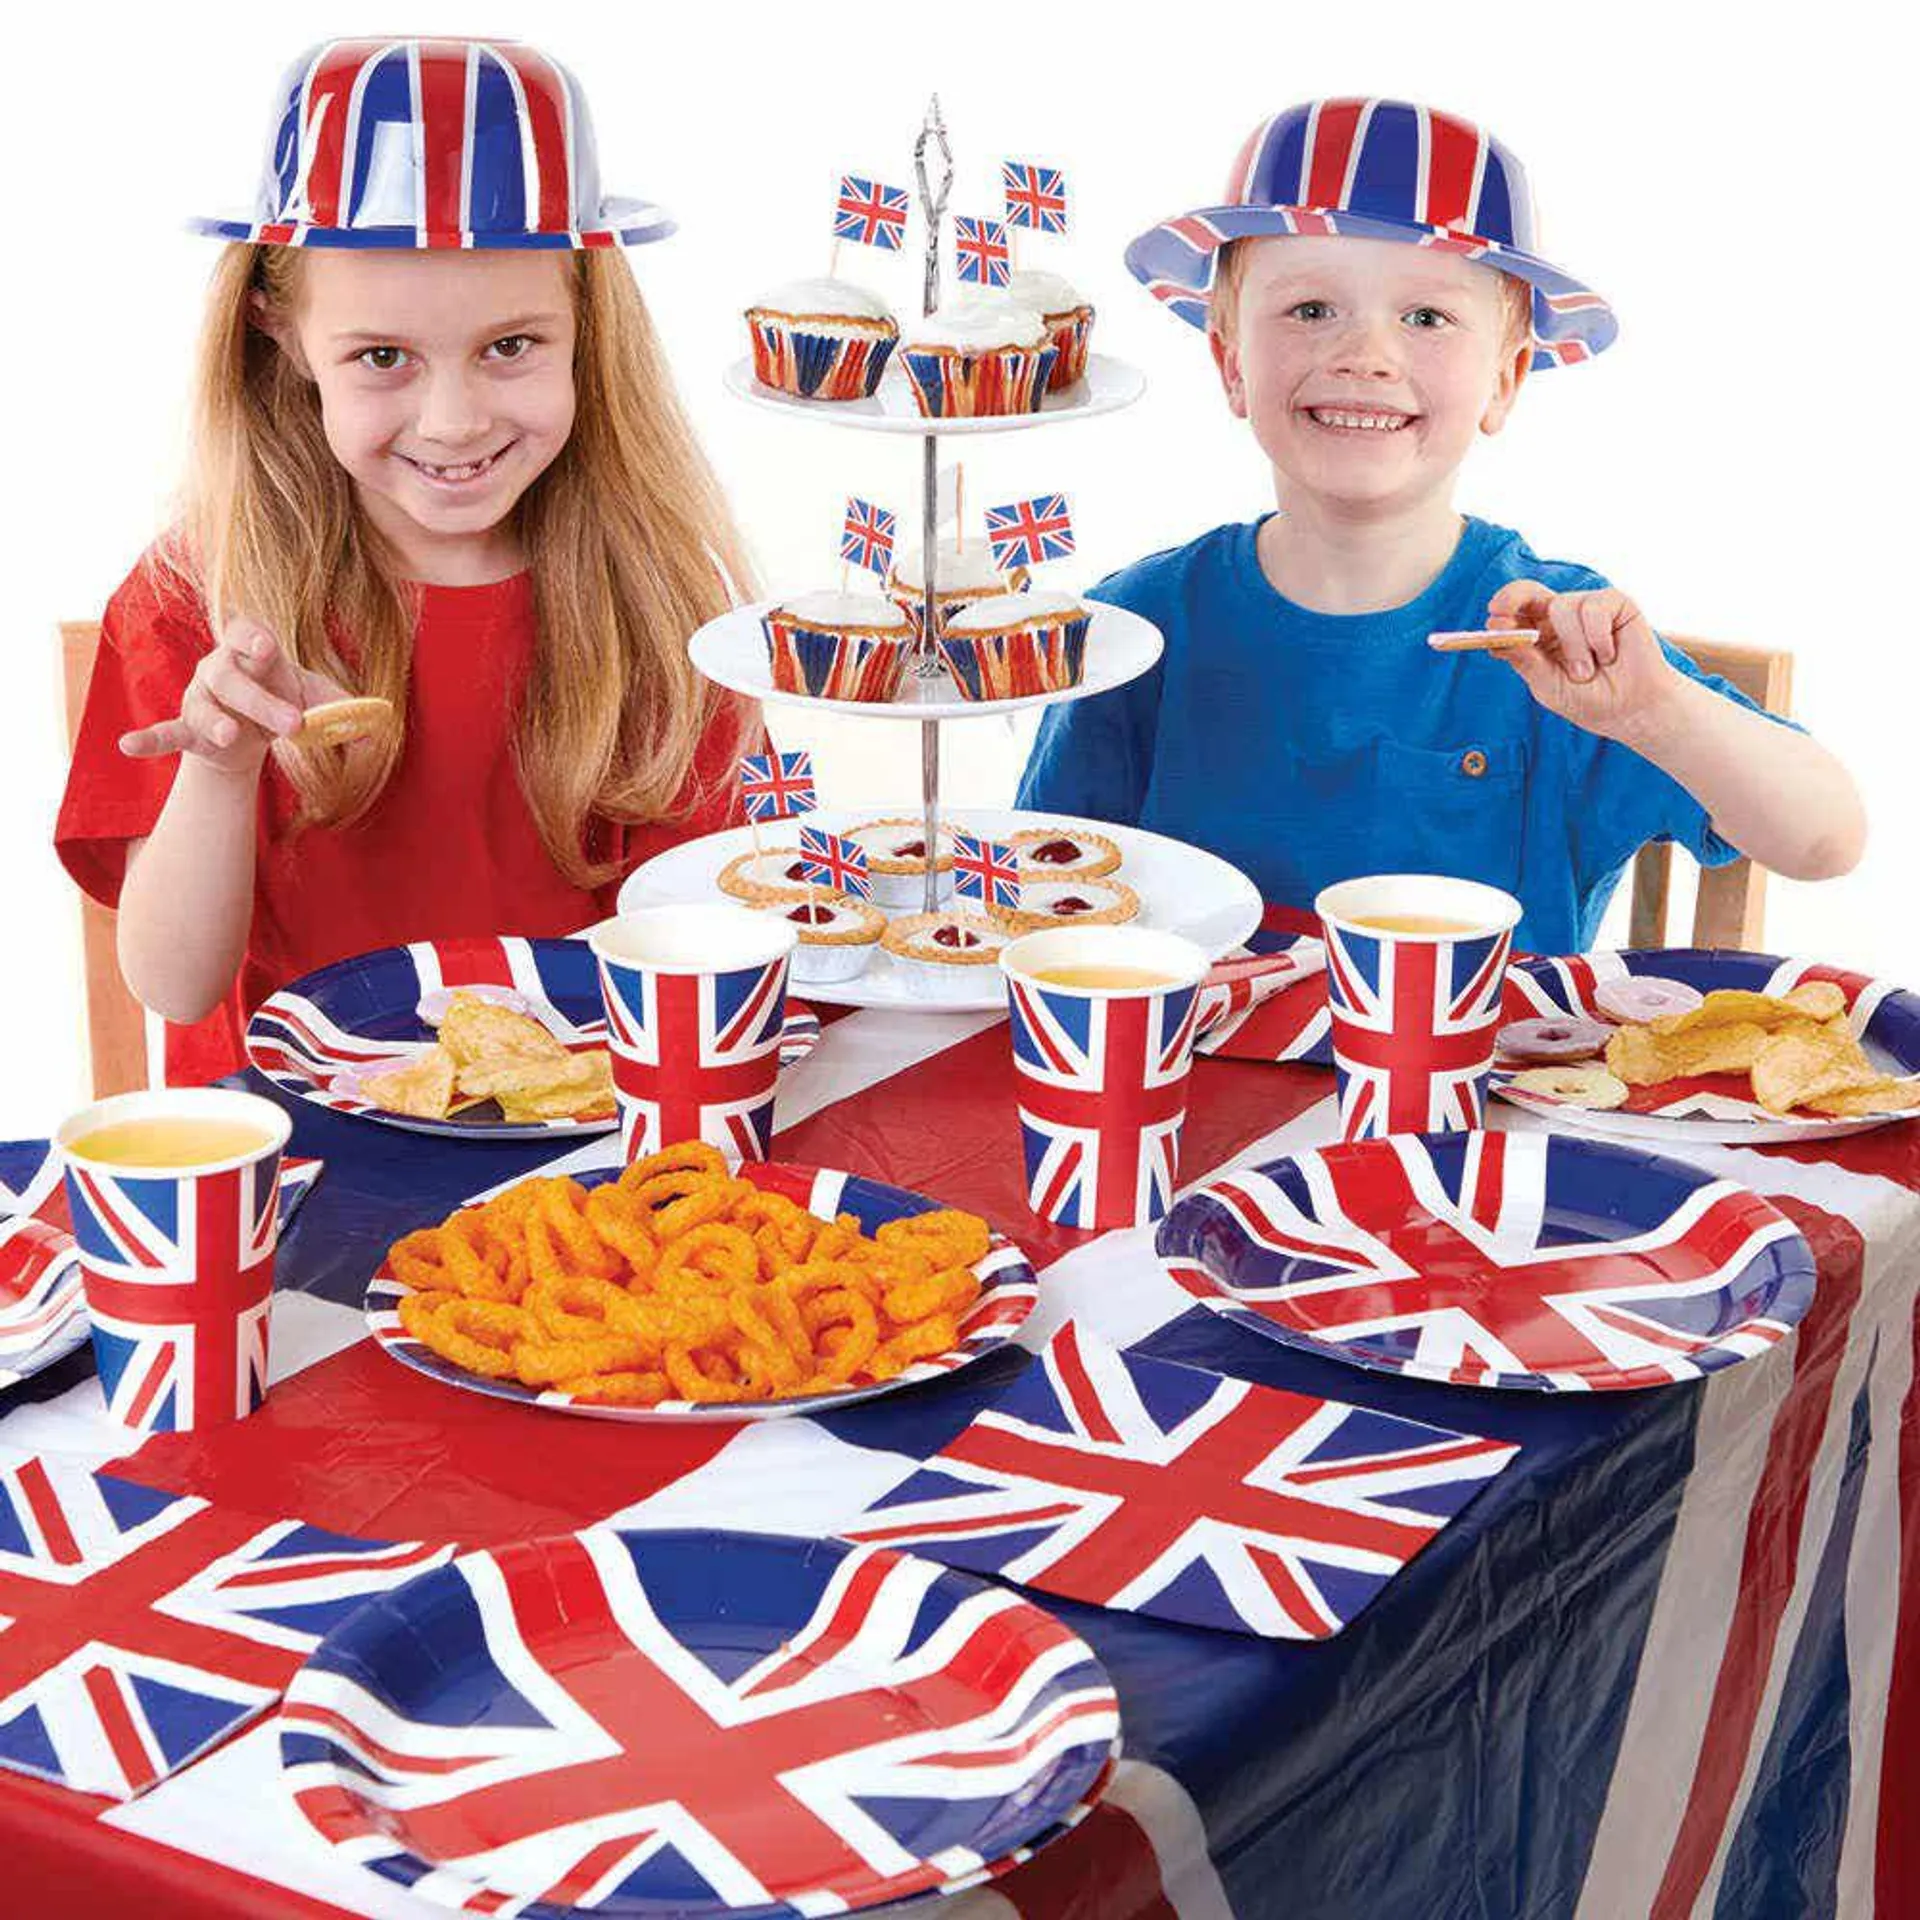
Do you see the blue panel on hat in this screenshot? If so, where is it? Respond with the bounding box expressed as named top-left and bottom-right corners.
top-left (347, 46), bottom-right (416, 231)
top-left (469, 53), bottom-right (527, 235)
top-left (1349, 102), bottom-right (1421, 221)
top-left (1263, 111), bottom-right (1309, 206)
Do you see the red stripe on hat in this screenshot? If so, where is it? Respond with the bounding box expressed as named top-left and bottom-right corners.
top-left (493, 43), bottom-right (572, 233)
top-left (414, 41), bottom-right (471, 242)
top-left (1648, 1199), bottom-right (1865, 1920)
top-left (1423, 109), bottom-right (1484, 231)
top-left (301, 40), bottom-right (387, 231)
top-left (1304, 98), bottom-right (1365, 209)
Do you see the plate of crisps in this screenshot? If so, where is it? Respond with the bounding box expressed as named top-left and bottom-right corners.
top-left (247, 937), bottom-right (821, 1140)
top-left (364, 1143), bottom-right (1039, 1419)
top-left (1494, 949), bottom-right (1920, 1144)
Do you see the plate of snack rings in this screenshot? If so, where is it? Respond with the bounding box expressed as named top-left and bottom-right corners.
top-left (620, 808), bottom-right (1264, 1013)
top-left (279, 1527), bottom-right (1122, 1919)
top-left (687, 597), bottom-right (1163, 719)
top-left (364, 1142), bottom-right (1040, 1419)
top-left (1493, 949), bottom-right (1920, 1145)
top-left (246, 936), bottom-right (821, 1140)
top-left (723, 350), bottom-right (1147, 436)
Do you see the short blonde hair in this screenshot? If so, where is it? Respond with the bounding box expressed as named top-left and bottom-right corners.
top-left (1208, 239), bottom-right (1534, 356)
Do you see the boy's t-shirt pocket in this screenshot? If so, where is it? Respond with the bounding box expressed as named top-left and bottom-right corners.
top-left (1361, 736), bottom-right (1529, 893)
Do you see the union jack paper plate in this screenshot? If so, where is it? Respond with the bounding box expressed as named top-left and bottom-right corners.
top-left (845, 1320), bottom-right (1518, 1639)
top-left (246, 937), bottom-right (820, 1141)
top-left (1156, 1131), bottom-right (1815, 1392)
top-left (279, 1528), bottom-right (1121, 1918)
top-left (365, 1162), bottom-right (1040, 1422)
top-left (1495, 949), bottom-right (1920, 1145)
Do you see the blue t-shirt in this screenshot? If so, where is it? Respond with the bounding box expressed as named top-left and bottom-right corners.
top-left (1017, 515), bottom-right (1764, 955)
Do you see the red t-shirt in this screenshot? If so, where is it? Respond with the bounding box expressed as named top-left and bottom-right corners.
top-left (56, 549), bottom-right (759, 1086)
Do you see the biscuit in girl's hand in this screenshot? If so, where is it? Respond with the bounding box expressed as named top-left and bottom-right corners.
top-left (1427, 629), bottom-right (1541, 653)
top-left (288, 697), bottom-right (395, 747)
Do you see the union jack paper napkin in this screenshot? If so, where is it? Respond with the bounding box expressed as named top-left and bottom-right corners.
top-left (0, 1140), bottom-right (323, 1392)
top-left (0, 1454), bottom-right (452, 1799)
top-left (844, 1322), bottom-right (1518, 1640)
top-left (1193, 942), bottom-right (1330, 1065)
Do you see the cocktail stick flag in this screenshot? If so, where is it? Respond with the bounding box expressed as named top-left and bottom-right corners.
top-left (839, 497), bottom-right (898, 578)
top-left (798, 826), bottom-right (873, 901)
top-left (952, 833), bottom-right (1021, 912)
top-left (985, 494), bottom-right (1076, 571)
top-left (954, 216), bottom-right (1012, 288)
top-left (739, 752), bottom-right (817, 823)
top-left (834, 175), bottom-right (910, 251)
top-left (1002, 162), bottom-right (1069, 235)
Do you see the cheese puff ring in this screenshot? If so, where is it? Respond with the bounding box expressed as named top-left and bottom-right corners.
top-left (756, 1281), bottom-right (814, 1368)
top-left (809, 1218), bottom-right (866, 1262)
top-left (657, 1223), bottom-right (761, 1290)
top-left (727, 1294), bottom-right (805, 1390)
top-left (395, 1287), bottom-right (460, 1344)
top-left (646, 1182), bottom-right (736, 1241)
top-left (811, 1294), bottom-right (881, 1385)
top-left (525, 1271), bottom-right (633, 1342)
top-left (735, 1341), bottom-right (807, 1399)
top-left (876, 1210), bottom-right (992, 1269)
top-left (535, 1180), bottom-right (623, 1280)
top-left (877, 1312), bottom-right (960, 1370)
top-left (439, 1220), bottom-right (522, 1302)
top-left (420, 1298), bottom-right (532, 1379)
top-left (777, 1258), bottom-right (866, 1303)
top-left (512, 1332), bottom-right (655, 1388)
top-left (882, 1266), bottom-right (980, 1326)
top-left (619, 1142), bottom-right (729, 1191)
top-left (389, 1241), bottom-right (454, 1294)
top-left (636, 1294), bottom-right (734, 1349)
top-left (664, 1340), bottom-right (752, 1404)
top-left (729, 1190), bottom-right (811, 1232)
top-left (583, 1185), bottom-right (657, 1277)
top-left (554, 1369), bottom-right (672, 1406)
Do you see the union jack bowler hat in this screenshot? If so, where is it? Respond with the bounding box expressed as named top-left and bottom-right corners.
top-left (191, 37), bottom-right (674, 251)
top-left (1125, 98), bottom-right (1616, 370)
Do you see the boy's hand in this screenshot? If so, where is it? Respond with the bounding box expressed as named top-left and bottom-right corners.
top-left (119, 621), bottom-right (350, 777)
top-left (1485, 580), bottom-right (1685, 747)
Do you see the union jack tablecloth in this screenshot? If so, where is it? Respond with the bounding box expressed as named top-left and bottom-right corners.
top-left (2, 977), bottom-right (1917, 1920)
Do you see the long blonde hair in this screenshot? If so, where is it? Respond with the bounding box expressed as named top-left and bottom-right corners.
top-left (165, 243), bottom-right (753, 887)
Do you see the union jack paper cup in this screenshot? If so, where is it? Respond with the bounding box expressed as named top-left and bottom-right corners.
top-left (1000, 927), bottom-right (1212, 1233)
top-left (588, 906), bottom-right (798, 1165)
top-left (55, 1088), bottom-right (292, 1434)
top-left (1315, 874), bottom-right (1523, 1142)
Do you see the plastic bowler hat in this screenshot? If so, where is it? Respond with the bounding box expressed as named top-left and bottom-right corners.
top-left (190, 37), bottom-right (674, 251)
top-left (1126, 97), bottom-right (1616, 370)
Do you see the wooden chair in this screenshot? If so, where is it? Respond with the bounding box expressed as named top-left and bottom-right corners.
top-left (1628, 637), bottom-right (1794, 952)
top-left (59, 620), bottom-right (151, 1099)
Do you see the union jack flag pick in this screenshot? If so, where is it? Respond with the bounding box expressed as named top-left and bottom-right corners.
top-left (0, 1455), bottom-right (450, 1800)
top-left (954, 216), bottom-right (1012, 288)
top-left (739, 751), bottom-right (817, 824)
top-left (985, 494), bottom-right (1076, 571)
top-left (1002, 161), bottom-right (1069, 235)
top-left (847, 1320), bottom-right (1519, 1639)
top-left (951, 833), bottom-right (1021, 912)
top-left (798, 827), bottom-right (873, 902)
top-left (839, 497), bottom-right (898, 578)
top-left (834, 174), bottom-right (911, 251)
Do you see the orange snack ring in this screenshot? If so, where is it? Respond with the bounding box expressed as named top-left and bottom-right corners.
top-left (757, 1282), bottom-right (815, 1368)
top-left (619, 1142), bottom-right (729, 1191)
top-left (555, 1369), bottom-right (672, 1407)
top-left (727, 1295), bottom-right (805, 1390)
top-left (657, 1223), bottom-right (761, 1291)
top-left (664, 1340), bottom-right (750, 1404)
top-left (882, 1266), bottom-right (980, 1326)
top-left (524, 1271), bottom-right (631, 1342)
top-left (535, 1179), bottom-right (623, 1280)
top-left (876, 1208), bottom-right (992, 1269)
top-left (583, 1184), bottom-right (657, 1277)
top-left (512, 1332), bottom-right (654, 1388)
top-left (395, 1288), bottom-right (460, 1344)
top-left (416, 1298), bottom-right (531, 1379)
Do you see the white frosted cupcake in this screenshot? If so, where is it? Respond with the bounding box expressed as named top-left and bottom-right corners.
top-left (761, 592), bottom-right (913, 703)
top-left (900, 296), bottom-right (1057, 418)
top-left (1007, 268), bottom-right (1095, 391)
top-left (885, 538), bottom-right (1030, 641)
top-left (939, 590), bottom-right (1091, 701)
top-left (745, 277), bottom-right (898, 402)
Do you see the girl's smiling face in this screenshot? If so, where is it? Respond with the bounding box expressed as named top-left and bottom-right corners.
top-left (1211, 235), bottom-right (1530, 521)
top-left (259, 248), bottom-right (577, 578)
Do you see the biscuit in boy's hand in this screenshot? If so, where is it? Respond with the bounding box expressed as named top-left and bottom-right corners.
top-left (288, 697), bottom-right (395, 747)
top-left (1427, 629), bottom-right (1541, 654)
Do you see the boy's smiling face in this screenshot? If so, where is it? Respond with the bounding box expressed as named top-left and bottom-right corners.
top-left (1211, 235), bottom-right (1530, 520)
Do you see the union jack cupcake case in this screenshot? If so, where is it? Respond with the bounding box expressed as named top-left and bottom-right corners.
top-left (191, 37), bottom-right (675, 250)
top-left (1125, 97), bottom-right (1617, 371)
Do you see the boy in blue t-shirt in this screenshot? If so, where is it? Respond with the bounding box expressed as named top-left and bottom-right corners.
top-left (1018, 99), bottom-right (1864, 954)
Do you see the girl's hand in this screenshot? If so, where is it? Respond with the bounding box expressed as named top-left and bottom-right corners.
top-left (1485, 580), bottom-right (1686, 747)
top-left (119, 621), bottom-right (348, 776)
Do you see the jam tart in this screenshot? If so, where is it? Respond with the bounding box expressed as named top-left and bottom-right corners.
top-left (988, 877), bottom-right (1139, 936)
top-left (764, 894), bottom-right (886, 985)
top-left (881, 912), bottom-right (1009, 992)
top-left (718, 848), bottom-right (820, 904)
top-left (1008, 826), bottom-right (1123, 881)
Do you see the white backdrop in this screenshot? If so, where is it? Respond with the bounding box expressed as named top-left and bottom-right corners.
top-left (4, 1), bottom-right (1913, 1135)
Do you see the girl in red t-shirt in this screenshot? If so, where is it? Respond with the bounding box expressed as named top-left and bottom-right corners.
top-left (57, 38), bottom-right (762, 1085)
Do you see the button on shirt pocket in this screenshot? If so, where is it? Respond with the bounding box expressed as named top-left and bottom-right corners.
top-left (1368, 738), bottom-right (1529, 893)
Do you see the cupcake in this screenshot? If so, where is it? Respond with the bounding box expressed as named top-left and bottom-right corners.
top-left (744, 278), bottom-right (898, 402)
top-left (764, 895), bottom-right (886, 985)
top-left (1007, 269), bottom-right (1095, 391)
top-left (844, 817), bottom-right (960, 912)
top-left (988, 876), bottom-right (1139, 936)
top-left (885, 538), bottom-right (1030, 642)
top-left (882, 911), bottom-right (1010, 998)
top-left (899, 295), bottom-right (1057, 418)
top-left (938, 591), bottom-right (1091, 701)
top-left (762, 593), bottom-right (913, 703)
top-left (1009, 825), bottom-right (1122, 881)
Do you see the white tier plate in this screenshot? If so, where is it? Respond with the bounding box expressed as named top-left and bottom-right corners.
top-left (691, 599), bottom-right (1161, 720)
top-left (619, 808), bottom-right (1263, 1013)
top-left (723, 352), bottom-right (1145, 435)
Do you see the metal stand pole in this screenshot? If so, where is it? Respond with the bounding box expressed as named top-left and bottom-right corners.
top-left (913, 97), bottom-right (953, 915)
